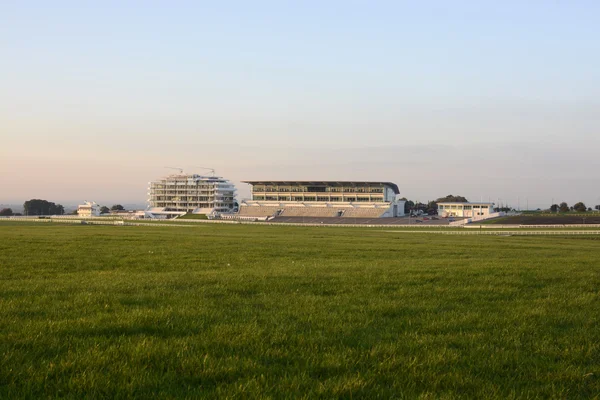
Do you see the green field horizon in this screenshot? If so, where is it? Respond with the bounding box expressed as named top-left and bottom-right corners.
top-left (1, 223), bottom-right (599, 398)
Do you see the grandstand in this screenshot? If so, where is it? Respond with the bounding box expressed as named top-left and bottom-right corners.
top-left (238, 181), bottom-right (405, 219)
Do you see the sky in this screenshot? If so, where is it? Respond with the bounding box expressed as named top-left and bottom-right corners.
top-left (1, 1), bottom-right (599, 208)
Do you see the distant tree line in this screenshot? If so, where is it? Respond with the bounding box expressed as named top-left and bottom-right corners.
top-left (101, 205), bottom-right (125, 214)
top-left (23, 199), bottom-right (64, 216)
top-left (0, 208), bottom-right (18, 216)
top-left (549, 202), bottom-right (597, 213)
top-left (399, 196), bottom-right (600, 215)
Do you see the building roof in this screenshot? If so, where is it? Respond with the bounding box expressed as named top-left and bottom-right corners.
top-left (156, 174), bottom-right (226, 180)
top-left (437, 202), bottom-right (494, 205)
top-left (242, 181), bottom-right (400, 194)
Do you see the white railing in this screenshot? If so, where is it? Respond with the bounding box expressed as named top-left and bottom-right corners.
top-left (4, 215), bottom-right (600, 233)
top-left (450, 212), bottom-right (506, 226)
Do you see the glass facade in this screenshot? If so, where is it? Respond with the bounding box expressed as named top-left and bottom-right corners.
top-left (247, 182), bottom-right (393, 203)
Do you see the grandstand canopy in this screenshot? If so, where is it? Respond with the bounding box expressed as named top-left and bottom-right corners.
top-left (242, 181), bottom-right (400, 194)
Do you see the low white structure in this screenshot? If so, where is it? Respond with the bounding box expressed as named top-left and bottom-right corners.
top-left (77, 201), bottom-right (101, 217)
top-left (438, 202), bottom-right (494, 218)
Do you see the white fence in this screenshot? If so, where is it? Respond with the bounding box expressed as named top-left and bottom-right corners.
top-left (450, 212), bottom-right (506, 226)
top-left (3, 216), bottom-right (600, 233)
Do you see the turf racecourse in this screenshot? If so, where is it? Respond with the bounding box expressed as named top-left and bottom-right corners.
top-left (1, 223), bottom-right (599, 398)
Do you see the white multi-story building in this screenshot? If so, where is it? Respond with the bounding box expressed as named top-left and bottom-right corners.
top-left (146, 173), bottom-right (236, 218)
top-left (77, 201), bottom-right (101, 217)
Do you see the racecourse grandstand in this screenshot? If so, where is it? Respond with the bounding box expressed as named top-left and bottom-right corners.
top-left (238, 181), bottom-right (405, 219)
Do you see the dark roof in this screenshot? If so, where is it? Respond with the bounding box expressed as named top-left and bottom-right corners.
top-left (241, 181), bottom-right (400, 194)
top-left (438, 202), bottom-right (494, 205)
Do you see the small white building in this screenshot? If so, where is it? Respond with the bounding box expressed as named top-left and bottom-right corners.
top-left (438, 202), bottom-right (494, 218)
top-left (77, 201), bottom-right (101, 217)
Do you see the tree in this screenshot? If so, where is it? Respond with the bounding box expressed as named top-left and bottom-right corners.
top-left (111, 204), bottom-right (125, 211)
top-left (50, 204), bottom-right (65, 215)
top-left (550, 204), bottom-right (558, 212)
top-left (573, 202), bottom-right (587, 212)
top-left (400, 198), bottom-right (415, 214)
top-left (436, 194), bottom-right (469, 203)
top-left (595, 205), bottom-right (600, 211)
top-left (23, 199), bottom-right (63, 215)
top-left (559, 202), bottom-right (569, 213)
top-left (413, 202), bottom-right (427, 213)
top-left (426, 200), bottom-right (438, 215)
top-left (0, 208), bottom-right (13, 216)
top-left (100, 206), bottom-right (110, 214)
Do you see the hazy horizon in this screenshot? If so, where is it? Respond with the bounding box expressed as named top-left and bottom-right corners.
top-left (1, 1), bottom-right (599, 209)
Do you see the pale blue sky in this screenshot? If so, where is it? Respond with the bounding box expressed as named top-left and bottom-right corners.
top-left (1, 1), bottom-right (599, 207)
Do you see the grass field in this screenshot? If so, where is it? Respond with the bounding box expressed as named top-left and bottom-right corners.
top-left (484, 214), bottom-right (600, 225)
top-left (1, 223), bottom-right (599, 398)
top-left (178, 213), bottom-right (208, 220)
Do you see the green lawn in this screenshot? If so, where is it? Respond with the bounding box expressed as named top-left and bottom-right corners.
top-left (1, 223), bottom-right (599, 398)
top-left (177, 213), bottom-right (208, 220)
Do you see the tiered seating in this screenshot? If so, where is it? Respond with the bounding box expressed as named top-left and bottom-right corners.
top-left (238, 206), bottom-right (281, 217)
top-left (341, 207), bottom-right (387, 218)
top-left (280, 207), bottom-right (340, 217)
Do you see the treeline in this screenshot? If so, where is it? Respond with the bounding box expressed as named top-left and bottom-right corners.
top-left (549, 202), bottom-right (599, 213)
top-left (0, 208), bottom-right (19, 216)
top-left (0, 201), bottom-right (129, 216)
top-left (23, 199), bottom-right (65, 216)
top-left (0, 200), bottom-right (66, 216)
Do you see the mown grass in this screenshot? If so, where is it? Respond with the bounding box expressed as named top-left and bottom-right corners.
top-left (1, 223), bottom-right (599, 398)
top-left (178, 213), bottom-right (208, 220)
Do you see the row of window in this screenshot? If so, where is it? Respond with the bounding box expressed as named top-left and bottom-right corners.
top-left (152, 199), bottom-right (235, 203)
top-left (151, 187), bottom-right (227, 190)
top-left (253, 196), bottom-right (382, 202)
top-left (252, 187), bottom-right (384, 193)
top-left (439, 205), bottom-right (491, 210)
